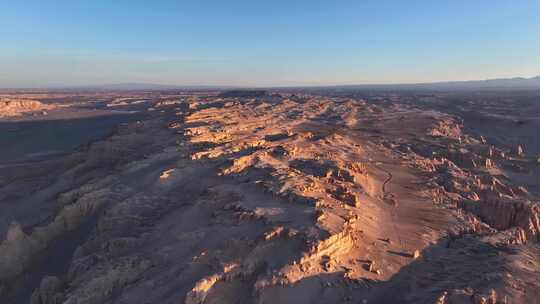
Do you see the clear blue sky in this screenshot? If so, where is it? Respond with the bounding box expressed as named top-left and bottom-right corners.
top-left (1, 0), bottom-right (539, 87)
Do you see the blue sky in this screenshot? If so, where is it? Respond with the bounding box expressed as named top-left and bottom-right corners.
top-left (1, 0), bottom-right (539, 87)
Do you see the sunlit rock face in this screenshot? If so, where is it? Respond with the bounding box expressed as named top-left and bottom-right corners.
top-left (0, 99), bottom-right (55, 118)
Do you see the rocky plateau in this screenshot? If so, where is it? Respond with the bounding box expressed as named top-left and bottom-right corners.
top-left (0, 90), bottom-right (539, 304)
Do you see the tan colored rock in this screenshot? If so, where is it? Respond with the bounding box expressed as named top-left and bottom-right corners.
top-left (367, 260), bottom-right (375, 272)
top-left (468, 192), bottom-right (480, 201)
top-left (488, 289), bottom-right (498, 304)
top-left (517, 145), bottom-right (524, 157)
top-left (185, 263), bottom-right (239, 304)
top-left (435, 292), bottom-right (447, 304)
top-left (485, 158), bottom-right (493, 168)
top-left (159, 168), bottom-right (176, 179)
top-left (0, 98), bottom-right (55, 117)
top-left (462, 197), bottom-right (540, 242)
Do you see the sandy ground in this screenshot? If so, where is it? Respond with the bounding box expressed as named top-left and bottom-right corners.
top-left (0, 91), bottom-right (539, 304)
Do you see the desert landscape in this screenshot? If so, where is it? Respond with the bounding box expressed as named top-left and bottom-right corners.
top-left (3, 1), bottom-right (540, 303)
top-left (0, 87), bottom-right (539, 304)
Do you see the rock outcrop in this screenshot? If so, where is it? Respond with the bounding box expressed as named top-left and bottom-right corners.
top-left (0, 98), bottom-right (55, 118)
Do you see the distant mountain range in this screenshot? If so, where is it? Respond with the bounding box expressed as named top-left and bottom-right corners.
top-left (85, 76), bottom-right (540, 91)
top-left (386, 76), bottom-right (540, 90)
top-left (296, 76), bottom-right (540, 91)
top-left (2, 76), bottom-right (539, 91)
top-left (79, 83), bottom-right (235, 91)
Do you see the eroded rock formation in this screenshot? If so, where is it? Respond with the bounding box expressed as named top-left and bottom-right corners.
top-left (0, 92), bottom-right (539, 304)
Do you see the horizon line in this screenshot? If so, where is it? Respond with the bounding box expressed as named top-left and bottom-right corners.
top-left (1, 75), bottom-right (539, 90)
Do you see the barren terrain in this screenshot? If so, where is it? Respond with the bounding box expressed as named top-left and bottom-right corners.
top-left (0, 98), bottom-right (57, 118)
top-left (1, 90), bottom-right (539, 304)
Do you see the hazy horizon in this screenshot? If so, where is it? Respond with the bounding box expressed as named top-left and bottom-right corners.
top-left (2, 75), bottom-right (540, 90)
top-left (1, 1), bottom-right (539, 87)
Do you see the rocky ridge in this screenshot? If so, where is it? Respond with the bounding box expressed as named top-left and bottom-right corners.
top-left (0, 94), bottom-right (539, 303)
